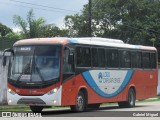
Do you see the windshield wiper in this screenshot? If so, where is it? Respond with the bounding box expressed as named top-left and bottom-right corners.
top-left (34, 63), bottom-right (45, 82)
top-left (32, 54), bottom-right (45, 82)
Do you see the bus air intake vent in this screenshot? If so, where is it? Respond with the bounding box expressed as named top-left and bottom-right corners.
top-left (17, 98), bottom-right (46, 105)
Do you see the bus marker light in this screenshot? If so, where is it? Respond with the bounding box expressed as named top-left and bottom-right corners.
top-left (47, 87), bottom-right (59, 95)
top-left (8, 88), bottom-right (16, 95)
top-left (53, 88), bottom-right (58, 93)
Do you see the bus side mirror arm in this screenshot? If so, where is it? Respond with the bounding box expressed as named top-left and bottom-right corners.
top-left (65, 47), bottom-right (74, 65)
top-left (2, 56), bottom-right (7, 67)
top-left (2, 48), bottom-right (14, 67)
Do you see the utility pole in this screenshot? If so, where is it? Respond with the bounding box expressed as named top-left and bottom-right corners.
top-left (88, 0), bottom-right (92, 37)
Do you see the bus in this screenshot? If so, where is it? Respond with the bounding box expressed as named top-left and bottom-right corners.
top-left (2, 37), bottom-right (158, 112)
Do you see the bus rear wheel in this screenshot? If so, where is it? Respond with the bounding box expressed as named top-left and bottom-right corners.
top-left (30, 106), bottom-right (43, 113)
top-left (118, 88), bottom-right (136, 108)
top-left (70, 91), bottom-right (87, 112)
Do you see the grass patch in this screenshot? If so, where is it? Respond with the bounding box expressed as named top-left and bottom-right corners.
top-left (51, 106), bottom-right (69, 109)
top-left (101, 102), bottom-right (117, 107)
top-left (137, 96), bottom-right (160, 103)
top-left (0, 105), bottom-right (69, 112)
top-left (101, 96), bottom-right (160, 107)
top-left (0, 105), bottom-right (29, 112)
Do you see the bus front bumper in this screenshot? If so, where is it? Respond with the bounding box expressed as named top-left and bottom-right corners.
top-left (7, 86), bottom-right (62, 106)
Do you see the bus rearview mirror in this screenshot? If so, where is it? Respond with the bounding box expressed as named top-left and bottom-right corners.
top-left (2, 56), bottom-right (7, 67)
top-left (2, 48), bottom-right (14, 67)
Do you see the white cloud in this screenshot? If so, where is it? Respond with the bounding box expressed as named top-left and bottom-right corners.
top-left (12, 27), bottom-right (21, 33)
top-left (52, 16), bottom-right (66, 28)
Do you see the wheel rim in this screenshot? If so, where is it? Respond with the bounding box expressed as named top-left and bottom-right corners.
top-left (76, 95), bottom-right (84, 111)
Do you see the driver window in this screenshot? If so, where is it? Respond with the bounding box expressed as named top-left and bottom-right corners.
top-left (62, 48), bottom-right (75, 81)
top-left (63, 50), bottom-right (73, 74)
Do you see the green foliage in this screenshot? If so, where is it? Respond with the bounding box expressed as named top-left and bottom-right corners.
top-left (13, 15), bottom-right (28, 38)
top-left (0, 23), bottom-right (19, 50)
top-left (13, 9), bottom-right (46, 38)
top-left (40, 24), bottom-right (68, 37)
top-left (5, 32), bottom-right (23, 40)
top-left (65, 14), bottom-right (89, 37)
top-left (0, 37), bottom-right (17, 50)
top-left (13, 9), bottom-right (69, 39)
top-left (65, 0), bottom-right (160, 45)
top-left (0, 23), bottom-right (12, 37)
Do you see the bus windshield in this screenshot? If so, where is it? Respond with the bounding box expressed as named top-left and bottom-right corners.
top-left (10, 45), bottom-right (61, 83)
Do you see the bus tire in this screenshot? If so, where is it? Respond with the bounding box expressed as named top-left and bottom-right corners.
top-left (118, 88), bottom-right (136, 108)
top-left (30, 106), bottom-right (43, 113)
top-left (70, 91), bottom-right (87, 112)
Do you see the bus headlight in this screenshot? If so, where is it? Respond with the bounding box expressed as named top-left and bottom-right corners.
top-left (8, 88), bottom-right (16, 95)
top-left (47, 87), bottom-right (59, 95)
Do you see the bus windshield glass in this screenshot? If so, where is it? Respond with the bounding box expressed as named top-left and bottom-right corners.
top-left (10, 45), bottom-right (61, 83)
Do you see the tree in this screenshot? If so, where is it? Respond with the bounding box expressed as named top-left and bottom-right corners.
top-left (113, 0), bottom-right (160, 45)
top-left (65, 14), bottom-right (89, 37)
top-left (0, 23), bottom-right (12, 37)
top-left (65, 0), bottom-right (160, 46)
top-left (40, 24), bottom-right (68, 37)
top-left (5, 32), bottom-right (23, 40)
top-left (13, 9), bottom-right (69, 38)
top-left (13, 9), bottom-right (46, 38)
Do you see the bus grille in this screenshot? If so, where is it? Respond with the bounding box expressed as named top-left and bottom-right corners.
top-left (17, 98), bottom-right (46, 105)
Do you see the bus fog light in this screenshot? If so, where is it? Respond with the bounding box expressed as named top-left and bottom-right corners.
top-left (8, 100), bottom-right (12, 103)
top-left (8, 88), bottom-right (16, 95)
top-left (52, 100), bottom-right (57, 104)
top-left (47, 87), bottom-right (59, 95)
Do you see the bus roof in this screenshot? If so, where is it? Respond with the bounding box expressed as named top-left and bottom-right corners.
top-left (13, 37), bottom-right (156, 51)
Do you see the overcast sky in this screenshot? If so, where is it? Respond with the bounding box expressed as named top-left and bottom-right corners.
top-left (0, 0), bottom-right (88, 31)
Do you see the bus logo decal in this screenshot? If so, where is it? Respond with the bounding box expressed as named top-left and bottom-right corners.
top-left (98, 72), bottom-right (103, 79)
top-left (82, 70), bottom-right (133, 98)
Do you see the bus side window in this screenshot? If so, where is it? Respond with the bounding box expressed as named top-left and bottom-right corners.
top-left (98, 48), bottom-right (105, 67)
top-left (131, 52), bottom-right (137, 68)
top-left (142, 52), bottom-right (150, 69)
top-left (150, 52), bottom-right (156, 69)
top-left (120, 50), bottom-right (131, 68)
top-left (131, 51), bottom-right (142, 68)
top-left (92, 48), bottom-right (98, 67)
top-left (137, 52), bottom-right (142, 68)
top-left (106, 49), bottom-right (119, 68)
top-left (76, 46), bottom-right (91, 67)
top-left (62, 48), bottom-right (75, 81)
top-left (63, 49), bottom-right (74, 74)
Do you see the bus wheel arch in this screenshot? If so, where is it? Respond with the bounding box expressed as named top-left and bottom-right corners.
top-left (70, 87), bottom-right (88, 112)
top-left (129, 86), bottom-right (136, 99)
top-left (118, 86), bottom-right (136, 108)
top-left (79, 88), bottom-right (88, 104)
top-left (127, 87), bottom-right (136, 107)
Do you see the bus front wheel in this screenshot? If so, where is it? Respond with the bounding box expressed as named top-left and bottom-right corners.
top-left (70, 91), bottom-right (87, 112)
top-left (118, 88), bottom-right (136, 108)
top-left (30, 106), bottom-right (43, 113)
